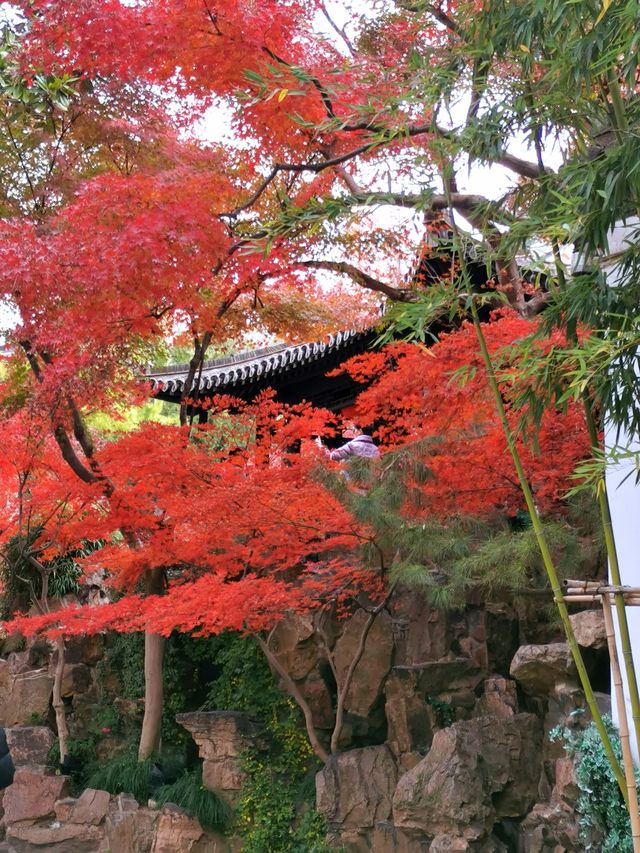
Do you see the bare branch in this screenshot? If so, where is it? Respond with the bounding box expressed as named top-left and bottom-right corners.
top-left (256, 633), bottom-right (329, 763)
top-left (297, 260), bottom-right (417, 302)
top-left (395, 0), bottom-right (462, 35)
top-left (319, 2), bottom-right (356, 55)
top-left (330, 584), bottom-right (395, 754)
top-left (220, 141), bottom-right (380, 218)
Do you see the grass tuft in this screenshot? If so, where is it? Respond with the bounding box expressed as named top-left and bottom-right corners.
top-left (155, 767), bottom-right (232, 830)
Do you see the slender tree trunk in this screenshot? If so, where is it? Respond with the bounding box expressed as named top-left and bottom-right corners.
top-left (28, 560), bottom-right (71, 767)
top-left (138, 568), bottom-right (166, 760)
top-left (256, 634), bottom-right (329, 763)
top-left (52, 636), bottom-right (70, 765)
top-left (330, 589), bottom-right (394, 755)
top-left (138, 631), bottom-right (165, 759)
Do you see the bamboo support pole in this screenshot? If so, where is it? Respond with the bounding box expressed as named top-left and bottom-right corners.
top-left (565, 580), bottom-right (640, 595)
top-left (582, 402), bottom-right (640, 755)
top-left (601, 593), bottom-right (640, 851)
top-left (565, 595), bottom-right (640, 605)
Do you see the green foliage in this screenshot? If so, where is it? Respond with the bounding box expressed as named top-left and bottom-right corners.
top-left (98, 632), bottom-right (146, 710)
top-left (87, 398), bottom-right (177, 433)
top-left (97, 631), bottom-right (227, 750)
top-left (1, 533), bottom-right (100, 618)
top-left (203, 633), bottom-right (329, 852)
top-left (202, 631), bottom-right (284, 717)
top-left (317, 453), bottom-right (597, 609)
top-left (155, 767), bottom-right (232, 830)
top-left (86, 750), bottom-right (157, 802)
top-left (551, 715), bottom-right (636, 851)
top-left (426, 696), bottom-right (454, 728)
top-left (0, 27), bottom-right (79, 112)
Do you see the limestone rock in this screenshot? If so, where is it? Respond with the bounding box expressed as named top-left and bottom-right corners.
top-left (191, 830), bottom-right (238, 853)
top-left (485, 604), bottom-right (520, 676)
top-left (393, 714), bottom-right (542, 840)
top-left (334, 609), bottom-right (394, 717)
top-left (455, 608), bottom-right (488, 670)
top-left (316, 745), bottom-right (397, 830)
top-left (176, 712), bottom-right (260, 798)
top-left (105, 803), bottom-right (158, 853)
top-left (65, 635), bottom-right (104, 666)
top-left (429, 837), bottom-right (472, 852)
top-left (6, 820), bottom-right (104, 852)
top-left (389, 589), bottom-right (451, 666)
top-left (54, 797), bottom-right (77, 822)
top-left (2, 770), bottom-right (69, 823)
top-left (509, 644), bottom-right (577, 696)
top-left (269, 614), bottom-right (320, 681)
top-left (0, 662), bottom-right (53, 727)
top-left (60, 664), bottom-right (93, 698)
top-left (0, 632), bottom-right (25, 656)
top-left (475, 677), bottom-right (518, 719)
top-left (299, 670), bottom-right (334, 730)
top-left (569, 610), bottom-right (607, 650)
top-left (372, 821), bottom-right (430, 852)
top-left (63, 788), bottom-right (110, 825)
top-left (384, 669), bottom-right (433, 759)
top-left (549, 761), bottom-right (574, 807)
top-left (151, 805), bottom-right (203, 852)
top-left (519, 802), bottom-right (582, 852)
top-left (396, 660), bottom-right (483, 695)
top-left (5, 727), bottom-right (55, 770)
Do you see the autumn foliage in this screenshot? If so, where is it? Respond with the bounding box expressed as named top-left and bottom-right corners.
top-left (0, 1), bottom-right (592, 649)
top-left (339, 314), bottom-right (591, 517)
top-left (1, 311), bottom-right (591, 643)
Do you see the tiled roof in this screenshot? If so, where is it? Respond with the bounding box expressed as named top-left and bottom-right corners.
top-left (147, 328), bottom-right (376, 400)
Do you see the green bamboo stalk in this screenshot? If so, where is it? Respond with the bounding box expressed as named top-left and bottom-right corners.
top-left (606, 68), bottom-right (630, 139)
top-left (439, 191), bottom-right (627, 796)
top-left (583, 399), bottom-right (640, 752)
top-left (465, 294), bottom-right (626, 797)
top-left (552, 231), bottom-right (640, 754)
top-left (601, 593), bottom-right (640, 851)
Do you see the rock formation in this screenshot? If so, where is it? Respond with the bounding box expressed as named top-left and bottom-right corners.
top-left (0, 595), bottom-right (611, 851)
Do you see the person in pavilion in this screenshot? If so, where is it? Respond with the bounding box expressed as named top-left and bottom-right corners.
top-left (323, 421), bottom-right (380, 461)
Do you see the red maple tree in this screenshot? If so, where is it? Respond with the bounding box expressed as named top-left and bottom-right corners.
top-left (0, 2), bottom-right (594, 765)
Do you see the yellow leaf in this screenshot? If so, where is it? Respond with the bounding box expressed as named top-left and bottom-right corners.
top-left (277, 88), bottom-right (288, 102)
top-left (595, 0), bottom-right (612, 25)
top-left (519, 44), bottom-right (530, 53)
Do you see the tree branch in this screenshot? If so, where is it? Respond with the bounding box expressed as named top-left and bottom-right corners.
top-left (395, 0), bottom-right (463, 35)
top-left (178, 289), bottom-right (242, 426)
top-left (319, 2), bottom-right (356, 55)
top-left (20, 343), bottom-right (104, 488)
top-left (256, 633), bottom-right (329, 763)
top-left (297, 260), bottom-right (417, 302)
top-left (220, 141), bottom-right (381, 218)
top-left (330, 584), bottom-right (395, 754)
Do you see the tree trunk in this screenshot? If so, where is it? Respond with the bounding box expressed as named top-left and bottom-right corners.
top-left (138, 631), bottom-right (165, 759)
top-left (52, 636), bottom-right (70, 766)
top-left (138, 568), bottom-right (166, 761)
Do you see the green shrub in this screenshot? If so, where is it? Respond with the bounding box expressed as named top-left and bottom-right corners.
top-left (551, 714), bottom-right (636, 852)
top-left (203, 633), bottom-right (330, 852)
top-left (86, 750), bottom-right (156, 802)
top-left (155, 767), bottom-right (231, 830)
